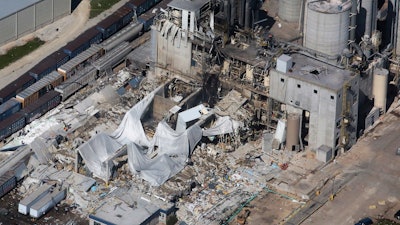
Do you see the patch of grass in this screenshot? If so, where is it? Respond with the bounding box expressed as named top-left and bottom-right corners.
top-left (90, 0), bottom-right (121, 18)
top-left (0, 38), bottom-right (44, 70)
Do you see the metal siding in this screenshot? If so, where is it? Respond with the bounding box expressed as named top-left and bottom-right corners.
top-left (0, 14), bottom-right (17, 44)
top-left (17, 5), bottom-right (35, 37)
top-left (35, 0), bottom-right (53, 28)
top-left (53, 0), bottom-right (70, 19)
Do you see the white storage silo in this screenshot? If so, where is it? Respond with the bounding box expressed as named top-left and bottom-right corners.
top-left (372, 68), bottom-right (388, 111)
top-left (304, 0), bottom-right (352, 56)
top-left (278, 0), bottom-right (303, 23)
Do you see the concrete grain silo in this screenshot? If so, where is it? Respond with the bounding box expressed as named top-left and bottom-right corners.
top-left (304, 0), bottom-right (352, 56)
top-left (278, 0), bottom-right (303, 23)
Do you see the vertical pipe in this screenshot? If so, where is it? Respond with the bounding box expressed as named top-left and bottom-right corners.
top-left (349, 0), bottom-right (357, 44)
top-left (230, 0), bottom-right (236, 26)
top-left (238, 0), bottom-right (245, 27)
top-left (224, 0), bottom-right (230, 25)
top-left (245, 0), bottom-right (251, 29)
top-left (394, 0), bottom-right (400, 55)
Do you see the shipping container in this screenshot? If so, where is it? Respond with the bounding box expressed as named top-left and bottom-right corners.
top-left (0, 171), bottom-right (16, 199)
top-left (57, 44), bottom-right (103, 79)
top-left (130, 0), bottom-right (157, 16)
top-left (16, 71), bottom-right (63, 108)
top-left (0, 98), bottom-right (21, 122)
top-left (96, 14), bottom-right (122, 40)
top-left (18, 184), bottom-right (52, 215)
top-left (21, 91), bottom-right (61, 123)
top-left (63, 27), bottom-right (103, 57)
top-left (29, 50), bottom-right (70, 80)
top-left (116, 5), bottom-right (135, 27)
top-left (0, 73), bottom-right (36, 104)
top-left (0, 113), bottom-right (25, 142)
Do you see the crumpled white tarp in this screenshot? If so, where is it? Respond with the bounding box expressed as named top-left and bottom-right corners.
top-left (127, 121), bottom-right (202, 185)
top-left (202, 116), bottom-right (241, 136)
top-left (78, 88), bottom-right (241, 185)
top-left (78, 133), bottom-right (122, 180)
top-left (78, 88), bottom-right (202, 185)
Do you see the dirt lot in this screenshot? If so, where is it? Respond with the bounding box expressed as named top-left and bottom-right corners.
top-left (225, 187), bottom-right (301, 225)
top-left (299, 106), bottom-right (400, 225)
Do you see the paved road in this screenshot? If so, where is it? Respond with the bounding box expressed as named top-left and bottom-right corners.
top-left (286, 106), bottom-right (400, 225)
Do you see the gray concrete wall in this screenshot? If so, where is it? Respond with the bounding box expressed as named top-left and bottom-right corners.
top-left (0, 14), bottom-right (17, 44)
top-left (17, 6), bottom-right (35, 37)
top-left (35, 0), bottom-right (53, 28)
top-left (0, 0), bottom-right (71, 46)
top-left (156, 31), bottom-right (192, 75)
top-left (53, 0), bottom-right (70, 19)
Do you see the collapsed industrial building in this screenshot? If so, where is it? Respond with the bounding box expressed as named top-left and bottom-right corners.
top-left (0, 0), bottom-right (399, 224)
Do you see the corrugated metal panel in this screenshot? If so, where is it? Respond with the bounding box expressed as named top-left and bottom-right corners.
top-left (53, 0), bottom-right (70, 19)
top-left (93, 42), bottom-right (132, 71)
top-left (101, 22), bottom-right (143, 51)
top-left (17, 5), bottom-right (35, 37)
top-left (55, 66), bottom-right (97, 100)
top-left (0, 14), bottom-right (17, 44)
top-left (35, 0), bottom-right (53, 28)
top-left (58, 45), bottom-right (103, 77)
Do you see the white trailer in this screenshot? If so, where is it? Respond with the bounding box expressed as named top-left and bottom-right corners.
top-left (29, 187), bottom-right (66, 218)
top-left (18, 184), bottom-right (52, 215)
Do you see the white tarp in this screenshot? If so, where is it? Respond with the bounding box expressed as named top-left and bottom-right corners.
top-left (77, 87), bottom-right (243, 185)
top-left (78, 88), bottom-right (202, 185)
top-left (202, 116), bottom-right (241, 136)
top-left (78, 133), bottom-right (123, 180)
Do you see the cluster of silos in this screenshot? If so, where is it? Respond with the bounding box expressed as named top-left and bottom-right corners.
top-left (223, 0), bottom-right (260, 29)
top-left (372, 68), bottom-right (388, 111)
top-left (303, 0), bottom-right (352, 56)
